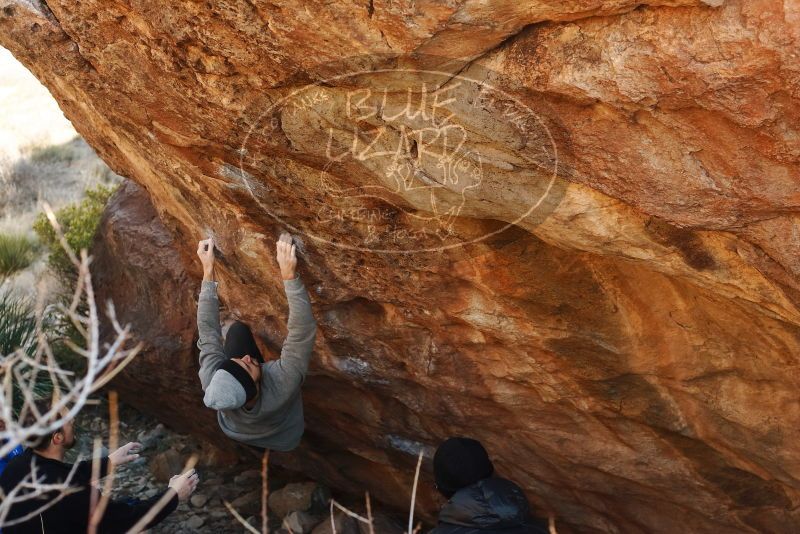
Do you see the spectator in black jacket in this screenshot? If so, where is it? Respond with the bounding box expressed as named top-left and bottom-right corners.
top-left (0, 403), bottom-right (198, 533)
top-left (430, 437), bottom-right (550, 534)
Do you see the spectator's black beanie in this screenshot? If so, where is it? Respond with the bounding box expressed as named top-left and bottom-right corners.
top-left (433, 437), bottom-right (494, 498)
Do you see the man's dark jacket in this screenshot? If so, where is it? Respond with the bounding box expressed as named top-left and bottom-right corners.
top-left (0, 448), bottom-right (177, 533)
top-left (430, 478), bottom-right (550, 534)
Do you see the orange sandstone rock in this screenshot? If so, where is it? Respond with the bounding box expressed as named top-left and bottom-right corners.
top-left (3, 1), bottom-right (800, 532)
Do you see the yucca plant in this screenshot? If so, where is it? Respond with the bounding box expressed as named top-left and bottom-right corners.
top-left (0, 234), bottom-right (37, 278)
top-left (0, 288), bottom-right (53, 409)
top-left (0, 289), bottom-right (36, 357)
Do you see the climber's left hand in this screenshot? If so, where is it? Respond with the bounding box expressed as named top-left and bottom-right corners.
top-left (197, 237), bottom-right (216, 280)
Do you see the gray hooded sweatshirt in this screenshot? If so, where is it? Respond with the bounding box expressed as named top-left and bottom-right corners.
top-left (196, 277), bottom-right (317, 451)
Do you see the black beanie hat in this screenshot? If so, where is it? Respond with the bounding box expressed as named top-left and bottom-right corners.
top-left (224, 321), bottom-right (264, 363)
top-left (433, 437), bottom-right (494, 498)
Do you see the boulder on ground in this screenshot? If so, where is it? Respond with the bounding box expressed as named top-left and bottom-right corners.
top-left (148, 448), bottom-right (183, 483)
top-left (230, 490), bottom-right (262, 518)
top-left (311, 510), bottom-right (360, 534)
top-left (136, 423), bottom-right (165, 450)
top-left (358, 513), bottom-right (404, 534)
top-left (190, 493), bottom-right (209, 508)
top-left (269, 482), bottom-right (331, 519)
top-left (284, 510), bottom-right (324, 534)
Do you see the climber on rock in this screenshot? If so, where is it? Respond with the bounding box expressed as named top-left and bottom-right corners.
top-left (195, 232), bottom-right (317, 452)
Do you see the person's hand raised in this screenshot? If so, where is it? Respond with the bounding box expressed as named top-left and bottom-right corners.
top-left (276, 232), bottom-right (297, 281)
top-left (197, 238), bottom-right (215, 280)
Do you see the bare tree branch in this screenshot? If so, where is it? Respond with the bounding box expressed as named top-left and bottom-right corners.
top-left (124, 454), bottom-right (198, 534)
top-left (407, 450), bottom-right (423, 534)
top-left (365, 492), bottom-right (375, 534)
top-left (549, 514), bottom-right (558, 534)
top-left (0, 204), bottom-right (141, 526)
top-left (89, 391), bottom-right (120, 533)
top-left (224, 499), bottom-right (261, 534)
top-left (261, 449), bottom-right (270, 534)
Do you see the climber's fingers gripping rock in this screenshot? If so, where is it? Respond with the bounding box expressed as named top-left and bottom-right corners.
top-left (197, 237), bottom-right (215, 278)
top-left (277, 232), bottom-right (297, 281)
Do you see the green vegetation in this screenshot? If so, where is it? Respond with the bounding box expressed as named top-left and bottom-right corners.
top-left (0, 289), bottom-right (53, 407)
top-left (0, 289), bottom-right (36, 358)
top-left (26, 142), bottom-right (77, 165)
top-left (0, 130), bottom-right (120, 409)
top-left (33, 183), bottom-right (118, 280)
top-left (0, 233), bottom-right (38, 277)
top-left (30, 183), bottom-right (119, 380)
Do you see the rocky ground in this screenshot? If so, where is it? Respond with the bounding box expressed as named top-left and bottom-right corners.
top-left (68, 398), bottom-right (406, 534)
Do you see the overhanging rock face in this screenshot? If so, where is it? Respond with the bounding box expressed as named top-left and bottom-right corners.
top-left (3, 1), bottom-right (800, 532)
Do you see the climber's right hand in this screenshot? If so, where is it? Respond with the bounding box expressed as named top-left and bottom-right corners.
top-left (168, 468), bottom-right (199, 502)
top-left (276, 232), bottom-right (297, 281)
top-left (197, 238), bottom-right (215, 280)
